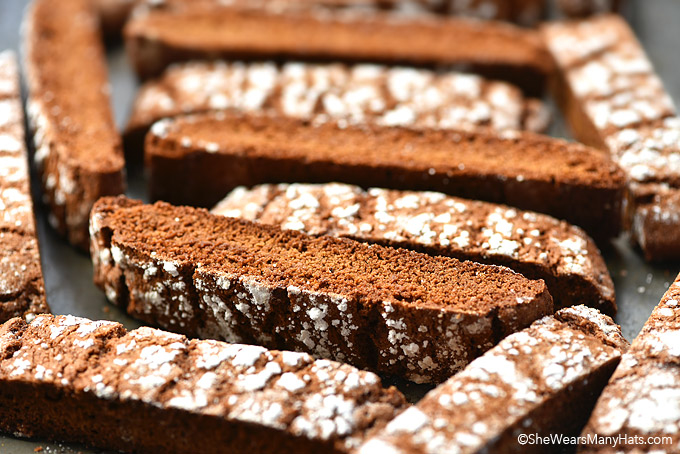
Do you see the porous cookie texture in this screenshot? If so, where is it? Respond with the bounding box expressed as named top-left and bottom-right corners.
top-left (213, 183), bottom-right (615, 314)
top-left (123, 0), bottom-right (552, 93)
top-left (23, 0), bottom-right (125, 250)
top-left (124, 60), bottom-right (550, 159)
top-left (543, 15), bottom-right (680, 260)
top-left (0, 51), bottom-right (49, 323)
top-left (358, 306), bottom-right (628, 454)
top-left (0, 314), bottom-right (406, 453)
top-left (90, 196), bottom-right (553, 384)
top-left (579, 275), bottom-right (680, 453)
top-left (146, 111), bottom-right (625, 240)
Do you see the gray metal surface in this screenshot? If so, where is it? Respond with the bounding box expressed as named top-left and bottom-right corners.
top-left (0, 1), bottom-right (679, 452)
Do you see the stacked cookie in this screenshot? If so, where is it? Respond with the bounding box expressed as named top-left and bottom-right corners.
top-left (7, 0), bottom-right (680, 453)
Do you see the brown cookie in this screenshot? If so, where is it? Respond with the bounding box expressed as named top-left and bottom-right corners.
top-left (145, 111), bottom-right (625, 241)
top-left (0, 51), bottom-right (49, 323)
top-left (0, 314), bottom-right (406, 453)
top-left (23, 0), bottom-right (126, 250)
top-left (90, 196), bottom-right (553, 383)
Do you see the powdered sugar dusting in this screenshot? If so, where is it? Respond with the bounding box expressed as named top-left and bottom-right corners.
top-left (90, 196), bottom-right (553, 384)
top-left (212, 182), bottom-right (613, 309)
top-left (544, 16), bottom-right (680, 257)
top-left (583, 278), bottom-right (680, 444)
top-left (545, 18), bottom-right (678, 181)
top-left (136, 60), bottom-right (548, 138)
top-left (358, 307), bottom-right (625, 453)
top-left (0, 314), bottom-right (404, 450)
top-left (0, 50), bottom-right (46, 318)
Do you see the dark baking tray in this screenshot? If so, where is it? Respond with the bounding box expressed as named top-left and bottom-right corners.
top-left (1, 0), bottom-right (679, 452)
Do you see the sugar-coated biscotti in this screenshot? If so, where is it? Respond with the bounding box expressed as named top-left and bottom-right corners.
top-left (23, 0), bottom-right (126, 250)
top-left (0, 51), bottom-right (49, 323)
top-left (333, 0), bottom-right (546, 25)
top-left (124, 61), bottom-right (550, 160)
top-left (98, 0), bottom-right (547, 35)
top-left (213, 183), bottom-right (615, 314)
top-left (123, 0), bottom-right (552, 93)
top-left (578, 274), bottom-right (680, 453)
top-left (90, 196), bottom-right (553, 384)
top-left (357, 306), bottom-right (628, 454)
top-left (542, 15), bottom-right (680, 260)
top-left (0, 314), bottom-right (407, 453)
top-left (244, 0), bottom-right (546, 25)
top-left (146, 111), bottom-right (625, 241)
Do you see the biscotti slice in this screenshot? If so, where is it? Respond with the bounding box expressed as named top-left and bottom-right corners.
top-left (213, 183), bottom-right (615, 314)
top-left (124, 61), bottom-right (550, 160)
top-left (629, 182), bottom-right (680, 261)
top-left (542, 15), bottom-right (680, 260)
top-left (0, 314), bottom-right (407, 453)
top-left (103, 0), bottom-right (546, 33)
top-left (357, 306), bottom-right (628, 454)
top-left (0, 51), bottom-right (49, 324)
top-left (90, 196), bottom-right (553, 383)
top-left (146, 111), bottom-right (625, 240)
top-left (555, 0), bottom-right (622, 17)
top-left (96, 0), bottom-right (136, 37)
top-left (24, 0), bottom-right (126, 250)
top-left (123, 0), bottom-right (552, 93)
top-left (228, 0), bottom-right (545, 25)
top-left (346, 0), bottom-right (545, 25)
top-left (579, 274), bottom-right (680, 453)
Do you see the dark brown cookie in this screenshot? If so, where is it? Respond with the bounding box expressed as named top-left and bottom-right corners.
top-left (579, 274), bottom-right (680, 453)
top-left (358, 306), bottom-right (628, 454)
top-left (213, 183), bottom-right (616, 314)
top-left (543, 15), bottom-right (680, 261)
top-left (0, 314), bottom-right (406, 453)
top-left (123, 0), bottom-right (552, 93)
top-left (145, 111), bottom-right (625, 241)
top-left (90, 196), bottom-right (553, 383)
top-left (24, 0), bottom-right (126, 250)
top-left (0, 51), bottom-right (49, 322)
top-left (124, 61), bottom-right (550, 162)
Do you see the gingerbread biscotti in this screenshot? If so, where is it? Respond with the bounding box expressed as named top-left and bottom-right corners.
top-left (555, 0), bottom-right (622, 17)
top-left (357, 305), bottom-right (628, 454)
top-left (96, 0), bottom-right (136, 36)
top-left (90, 196), bottom-right (553, 383)
top-left (105, 0), bottom-right (547, 34)
top-left (579, 274), bottom-right (680, 453)
top-left (23, 0), bottom-right (126, 250)
top-left (0, 314), bottom-right (407, 453)
top-left (146, 111), bottom-right (625, 240)
top-left (629, 182), bottom-right (680, 262)
top-left (343, 0), bottom-right (546, 25)
top-left (123, 0), bottom-right (552, 93)
top-left (124, 61), bottom-right (550, 160)
top-left (542, 15), bottom-right (680, 260)
top-left (0, 51), bottom-right (49, 323)
top-left (213, 183), bottom-right (615, 314)
top-left (244, 0), bottom-right (545, 25)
